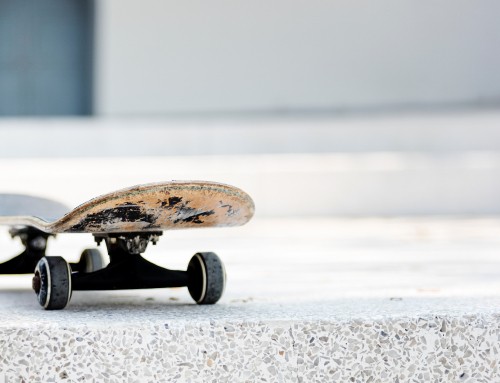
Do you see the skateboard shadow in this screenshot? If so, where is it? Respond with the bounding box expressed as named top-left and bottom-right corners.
top-left (0, 288), bottom-right (257, 323)
top-left (60, 292), bottom-right (263, 324)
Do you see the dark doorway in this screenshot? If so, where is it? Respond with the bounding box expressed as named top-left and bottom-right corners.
top-left (0, 0), bottom-right (93, 115)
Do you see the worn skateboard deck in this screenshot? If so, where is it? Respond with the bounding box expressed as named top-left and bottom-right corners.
top-left (0, 181), bottom-right (254, 234)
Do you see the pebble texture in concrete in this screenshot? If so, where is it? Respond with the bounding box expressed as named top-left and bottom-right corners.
top-left (1, 296), bottom-right (500, 382)
top-left (1, 218), bottom-right (500, 382)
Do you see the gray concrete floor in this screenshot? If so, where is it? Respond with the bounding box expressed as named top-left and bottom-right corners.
top-left (2, 217), bottom-right (500, 304)
top-left (2, 111), bottom-right (500, 217)
top-left (1, 217), bottom-right (500, 382)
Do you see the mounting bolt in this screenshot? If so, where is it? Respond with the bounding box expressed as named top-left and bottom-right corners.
top-left (30, 237), bottom-right (47, 251)
top-left (151, 235), bottom-right (160, 245)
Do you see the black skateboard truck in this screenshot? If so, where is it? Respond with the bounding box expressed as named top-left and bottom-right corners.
top-left (0, 227), bottom-right (51, 274)
top-left (32, 231), bottom-right (226, 310)
top-left (0, 227), bottom-right (106, 275)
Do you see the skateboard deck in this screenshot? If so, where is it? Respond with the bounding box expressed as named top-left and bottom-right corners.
top-left (0, 181), bottom-right (254, 234)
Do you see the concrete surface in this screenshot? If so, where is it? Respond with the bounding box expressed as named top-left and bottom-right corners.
top-left (2, 111), bottom-right (500, 216)
top-left (1, 152), bottom-right (500, 216)
top-left (2, 111), bottom-right (500, 157)
top-left (1, 217), bottom-right (500, 382)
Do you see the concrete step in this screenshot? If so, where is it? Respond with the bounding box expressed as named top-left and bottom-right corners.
top-left (1, 110), bottom-right (500, 157)
top-left (0, 152), bottom-right (499, 216)
top-left (1, 217), bottom-right (500, 382)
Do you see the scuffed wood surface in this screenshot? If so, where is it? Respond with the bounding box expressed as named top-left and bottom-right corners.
top-left (0, 181), bottom-right (254, 234)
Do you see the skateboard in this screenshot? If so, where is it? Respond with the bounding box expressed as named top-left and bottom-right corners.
top-left (0, 181), bottom-right (254, 310)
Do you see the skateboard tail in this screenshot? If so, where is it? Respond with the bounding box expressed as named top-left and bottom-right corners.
top-left (0, 216), bottom-right (53, 233)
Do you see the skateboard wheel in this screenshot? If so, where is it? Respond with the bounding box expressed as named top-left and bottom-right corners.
top-left (187, 252), bottom-right (226, 304)
top-left (80, 248), bottom-right (106, 273)
top-left (33, 256), bottom-right (72, 310)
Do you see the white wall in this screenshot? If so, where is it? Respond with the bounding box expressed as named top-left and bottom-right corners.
top-left (94, 0), bottom-right (500, 115)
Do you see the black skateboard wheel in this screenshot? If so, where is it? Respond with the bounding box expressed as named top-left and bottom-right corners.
top-left (33, 256), bottom-right (72, 310)
top-left (80, 248), bottom-right (106, 273)
top-left (187, 252), bottom-right (226, 304)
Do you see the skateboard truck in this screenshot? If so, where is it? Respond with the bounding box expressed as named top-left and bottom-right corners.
top-left (93, 232), bottom-right (162, 253)
top-left (33, 231), bottom-right (226, 310)
top-left (0, 226), bottom-right (104, 275)
top-left (70, 232), bottom-right (190, 291)
top-left (0, 227), bottom-right (51, 274)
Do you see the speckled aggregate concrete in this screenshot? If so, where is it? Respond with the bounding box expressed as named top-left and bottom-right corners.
top-left (1, 218), bottom-right (500, 382)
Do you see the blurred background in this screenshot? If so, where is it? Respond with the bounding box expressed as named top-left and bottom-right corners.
top-left (1, 0), bottom-right (500, 302)
top-left (1, 0), bottom-right (500, 216)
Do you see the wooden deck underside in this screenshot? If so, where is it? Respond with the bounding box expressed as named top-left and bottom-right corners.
top-left (0, 182), bottom-right (255, 234)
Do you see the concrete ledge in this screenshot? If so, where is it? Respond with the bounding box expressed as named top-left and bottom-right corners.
top-left (1, 295), bottom-right (500, 382)
top-left (2, 111), bottom-right (500, 216)
top-left (1, 110), bottom-right (500, 158)
top-left (1, 217), bottom-right (500, 381)
top-left (1, 152), bottom-right (500, 216)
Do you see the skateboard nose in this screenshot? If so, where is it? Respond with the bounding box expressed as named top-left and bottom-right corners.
top-left (32, 273), bottom-right (41, 293)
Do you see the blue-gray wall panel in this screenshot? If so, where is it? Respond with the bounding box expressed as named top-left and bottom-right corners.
top-left (0, 0), bottom-right (93, 115)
